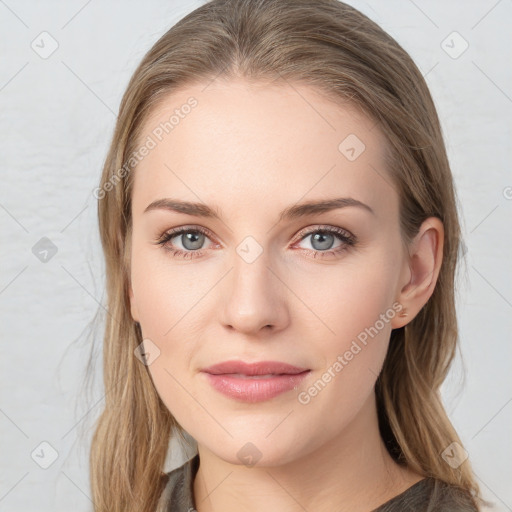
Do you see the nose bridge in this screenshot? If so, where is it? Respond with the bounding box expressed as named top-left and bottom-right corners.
top-left (220, 236), bottom-right (288, 334)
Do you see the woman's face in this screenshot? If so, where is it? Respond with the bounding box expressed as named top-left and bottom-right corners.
top-left (129, 78), bottom-right (410, 466)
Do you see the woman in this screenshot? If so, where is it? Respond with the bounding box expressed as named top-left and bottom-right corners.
top-left (90, 0), bottom-right (484, 510)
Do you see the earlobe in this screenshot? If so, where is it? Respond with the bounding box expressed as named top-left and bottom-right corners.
top-left (392, 217), bottom-right (444, 328)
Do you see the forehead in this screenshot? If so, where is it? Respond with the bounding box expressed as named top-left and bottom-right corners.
top-left (131, 78), bottom-right (397, 221)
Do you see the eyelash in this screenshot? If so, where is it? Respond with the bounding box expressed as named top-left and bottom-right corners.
top-left (154, 224), bottom-right (357, 260)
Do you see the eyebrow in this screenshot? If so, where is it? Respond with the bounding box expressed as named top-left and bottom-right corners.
top-left (143, 196), bottom-right (375, 221)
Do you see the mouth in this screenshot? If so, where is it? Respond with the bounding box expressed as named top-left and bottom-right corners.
top-left (201, 360), bottom-right (311, 402)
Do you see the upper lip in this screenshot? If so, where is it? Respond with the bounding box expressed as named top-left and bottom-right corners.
top-left (202, 360), bottom-right (309, 376)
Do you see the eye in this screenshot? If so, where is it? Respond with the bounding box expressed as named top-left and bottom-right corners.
top-left (292, 225), bottom-right (356, 259)
top-left (154, 225), bottom-right (215, 259)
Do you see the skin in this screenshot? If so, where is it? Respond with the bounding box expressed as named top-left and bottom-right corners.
top-left (128, 78), bottom-right (444, 512)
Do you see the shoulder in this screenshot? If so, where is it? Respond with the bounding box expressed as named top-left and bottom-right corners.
top-left (156, 454), bottom-right (200, 512)
top-left (426, 478), bottom-right (480, 512)
top-left (373, 477), bottom-right (480, 512)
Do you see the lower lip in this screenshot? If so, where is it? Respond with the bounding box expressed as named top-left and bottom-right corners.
top-left (203, 371), bottom-right (310, 403)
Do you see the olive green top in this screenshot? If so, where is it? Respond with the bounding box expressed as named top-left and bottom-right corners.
top-left (157, 454), bottom-right (479, 511)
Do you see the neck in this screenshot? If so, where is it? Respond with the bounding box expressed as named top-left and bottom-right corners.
top-left (193, 392), bottom-right (423, 512)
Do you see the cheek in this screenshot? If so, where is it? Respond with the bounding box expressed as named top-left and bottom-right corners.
top-left (297, 294), bottom-right (393, 436)
top-left (130, 239), bottom-right (211, 339)
top-left (130, 244), bottom-right (210, 415)
top-left (291, 247), bottom-right (400, 345)
top-left (291, 249), bottom-right (399, 405)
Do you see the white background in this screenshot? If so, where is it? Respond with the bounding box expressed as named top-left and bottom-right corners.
top-left (0, 0), bottom-right (511, 510)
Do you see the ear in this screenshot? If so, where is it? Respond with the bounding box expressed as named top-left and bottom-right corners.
top-left (391, 217), bottom-right (444, 329)
top-left (129, 282), bottom-right (140, 323)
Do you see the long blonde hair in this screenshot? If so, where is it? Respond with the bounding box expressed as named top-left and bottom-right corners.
top-left (90, 0), bottom-right (483, 510)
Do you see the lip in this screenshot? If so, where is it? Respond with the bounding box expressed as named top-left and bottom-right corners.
top-left (201, 360), bottom-right (310, 403)
top-left (203, 360), bottom-right (309, 376)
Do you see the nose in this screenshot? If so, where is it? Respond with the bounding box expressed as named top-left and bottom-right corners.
top-left (219, 248), bottom-right (290, 336)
